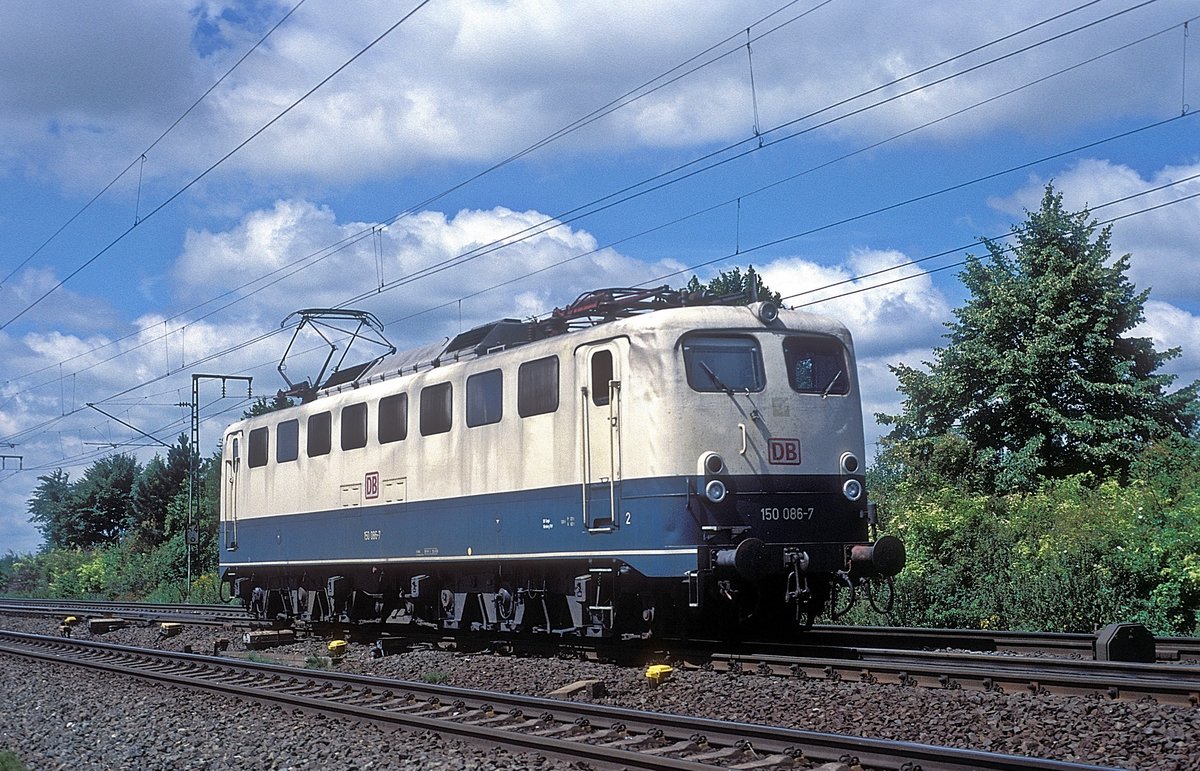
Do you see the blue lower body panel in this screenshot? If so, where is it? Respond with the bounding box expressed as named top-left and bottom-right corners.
top-left (221, 476), bottom-right (703, 581)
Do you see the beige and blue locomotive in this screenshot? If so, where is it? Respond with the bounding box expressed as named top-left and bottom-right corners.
top-left (219, 287), bottom-right (904, 638)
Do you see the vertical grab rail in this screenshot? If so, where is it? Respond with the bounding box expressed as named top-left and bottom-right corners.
top-left (580, 386), bottom-right (591, 525)
top-left (223, 432), bottom-right (241, 551)
top-left (608, 379), bottom-right (621, 527)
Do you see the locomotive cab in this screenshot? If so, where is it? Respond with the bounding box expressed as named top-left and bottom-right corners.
top-left (609, 300), bottom-right (904, 632)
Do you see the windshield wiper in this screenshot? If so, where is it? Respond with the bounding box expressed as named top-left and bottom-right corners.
top-left (700, 361), bottom-right (734, 395)
top-left (821, 370), bottom-right (844, 398)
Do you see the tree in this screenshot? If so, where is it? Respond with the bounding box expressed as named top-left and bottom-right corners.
top-left (243, 393), bottom-right (295, 418)
top-left (27, 469), bottom-right (75, 550)
top-left (70, 454), bottom-right (141, 548)
top-left (878, 185), bottom-right (1199, 494)
top-left (686, 265), bottom-right (782, 305)
top-left (130, 434), bottom-right (193, 547)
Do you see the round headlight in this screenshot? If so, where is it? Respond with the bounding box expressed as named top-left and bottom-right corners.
top-left (840, 452), bottom-right (860, 474)
top-left (703, 452), bottom-right (725, 475)
top-left (705, 479), bottom-right (727, 503)
top-left (757, 302), bottom-right (779, 323)
top-left (842, 479), bottom-right (863, 501)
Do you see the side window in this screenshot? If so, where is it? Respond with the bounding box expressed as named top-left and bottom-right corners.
top-left (378, 393), bottom-right (408, 443)
top-left (248, 427), bottom-right (269, 468)
top-left (307, 411), bottom-right (332, 457)
top-left (590, 350), bottom-right (613, 406)
top-left (277, 419), bottom-right (299, 463)
top-left (681, 335), bottom-right (765, 393)
top-left (466, 369), bottom-right (503, 427)
top-left (518, 356), bottom-right (559, 417)
top-left (783, 337), bottom-right (850, 395)
top-left (420, 383), bottom-right (453, 436)
top-left (341, 402), bottom-right (368, 450)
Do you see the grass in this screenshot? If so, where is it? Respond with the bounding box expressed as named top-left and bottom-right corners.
top-left (0, 749), bottom-right (26, 771)
top-left (420, 670), bottom-right (449, 684)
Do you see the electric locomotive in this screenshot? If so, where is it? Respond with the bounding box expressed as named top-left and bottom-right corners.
top-left (219, 285), bottom-right (904, 638)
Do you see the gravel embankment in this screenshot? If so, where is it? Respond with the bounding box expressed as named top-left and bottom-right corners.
top-left (1, 614), bottom-right (1196, 770)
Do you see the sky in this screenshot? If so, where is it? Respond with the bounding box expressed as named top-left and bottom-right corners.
top-left (2, 0), bottom-right (1199, 554)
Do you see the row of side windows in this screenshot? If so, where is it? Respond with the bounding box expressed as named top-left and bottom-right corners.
top-left (246, 356), bottom-right (559, 468)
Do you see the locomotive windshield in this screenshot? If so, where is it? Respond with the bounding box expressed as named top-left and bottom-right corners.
top-left (783, 336), bottom-right (850, 395)
top-left (682, 335), bottom-right (765, 393)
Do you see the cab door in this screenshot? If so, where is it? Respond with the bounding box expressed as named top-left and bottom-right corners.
top-left (222, 431), bottom-right (242, 550)
top-left (576, 340), bottom-right (626, 531)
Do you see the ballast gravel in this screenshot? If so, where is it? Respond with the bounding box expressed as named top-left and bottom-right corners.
top-left (1, 613), bottom-right (1197, 770)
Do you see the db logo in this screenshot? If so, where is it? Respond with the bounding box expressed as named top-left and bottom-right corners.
top-left (768, 438), bottom-right (801, 465)
top-left (364, 471), bottom-right (380, 499)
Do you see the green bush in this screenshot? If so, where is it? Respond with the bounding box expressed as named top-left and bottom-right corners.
top-left (865, 442), bottom-right (1200, 635)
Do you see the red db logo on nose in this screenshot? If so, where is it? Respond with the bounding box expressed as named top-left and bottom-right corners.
top-left (768, 438), bottom-right (801, 465)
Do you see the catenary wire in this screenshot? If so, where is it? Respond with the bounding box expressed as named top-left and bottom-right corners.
top-left (0, 0), bottom-right (432, 331)
top-left (334, 0), bottom-right (1161, 310)
top-left (0, 9), bottom-right (1185, 429)
top-left (0, 0), bottom-right (1129, 395)
top-left (0, 0), bottom-right (308, 291)
top-left (0, 6), bottom-right (1190, 458)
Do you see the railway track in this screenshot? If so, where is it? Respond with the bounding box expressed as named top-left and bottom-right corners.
top-left (791, 625), bottom-right (1200, 662)
top-left (4, 598), bottom-right (1196, 662)
top-left (0, 629), bottom-right (1120, 771)
top-left (0, 598), bottom-right (250, 626)
top-left (690, 645), bottom-right (1200, 707)
top-left (2, 600), bottom-right (1196, 706)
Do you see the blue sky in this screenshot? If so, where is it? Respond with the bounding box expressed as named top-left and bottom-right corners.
top-left (2, 0), bottom-right (1199, 554)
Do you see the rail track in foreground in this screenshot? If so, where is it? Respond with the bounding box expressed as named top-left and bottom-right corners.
top-left (0, 629), bottom-right (1122, 771)
top-left (2, 599), bottom-right (1197, 706)
top-left (3, 598), bottom-right (1196, 662)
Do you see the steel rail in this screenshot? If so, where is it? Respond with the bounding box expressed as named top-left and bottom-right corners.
top-left (0, 630), bottom-right (1118, 771)
top-left (0, 598), bottom-right (250, 626)
top-left (800, 625), bottom-right (1200, 662)
top-left (696, 646), bottom-right (1200, 707)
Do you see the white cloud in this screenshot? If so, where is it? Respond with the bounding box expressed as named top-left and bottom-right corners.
top-left (173, 199), bottom-right (684, 338)
top-left (1138, 300), bottom-right (1200, 389)
top-left (990, 158), bottom-right (1200, 305)
top-left (3, 1), bottom-right (1194, 189)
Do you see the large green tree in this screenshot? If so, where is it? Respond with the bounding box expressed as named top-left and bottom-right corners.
top-left (27, 469), bottom-right (75, 549)
top-left (70, 454), bottom-right (141, 548)
top-left (130, 434), bottom-right (193, 547)
top-left (878, 185), bottom-right (1198, 493)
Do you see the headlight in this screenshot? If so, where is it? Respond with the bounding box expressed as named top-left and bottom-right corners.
top-left (703, 452), bottom-right (725, 475)
top-left (842, 479), bottom-right (863, 501)
top-left (840, 452), bottom-right (859, 474)
top-left (705, 479), bottom-right (727, 503)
